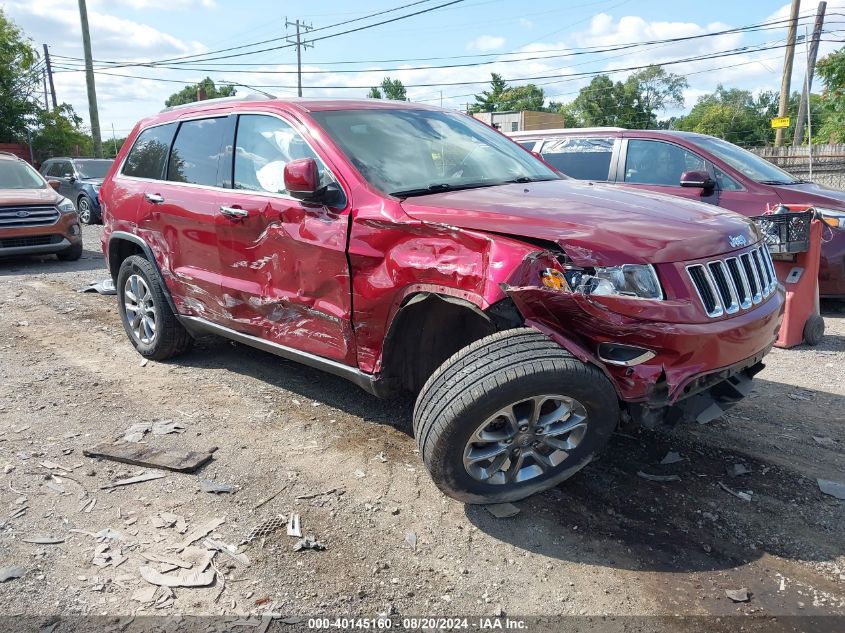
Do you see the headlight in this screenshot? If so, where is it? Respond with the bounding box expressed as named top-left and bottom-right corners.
top-left (816, 207), bottom-right (845, 229)
top-left (540, 263), bottom-right (663, 299)
top-left (57, 197), bottom-right (76, 213)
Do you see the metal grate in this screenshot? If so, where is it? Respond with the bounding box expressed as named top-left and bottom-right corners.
top-left (0, 205), bottom-right (60, 229)
top-left (0, 234), bottom-right (62, 249)
top-left (751, 211), bottom-right (812, 254)
top-left (687, 246), bottom-right (777, 318)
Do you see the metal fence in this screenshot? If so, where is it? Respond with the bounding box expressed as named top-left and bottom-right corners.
top-left (749, 144), bottom-right (845, 190)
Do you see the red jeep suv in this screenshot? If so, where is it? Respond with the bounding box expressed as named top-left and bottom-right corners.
top-left (100, 97), bottom-right (783, 503)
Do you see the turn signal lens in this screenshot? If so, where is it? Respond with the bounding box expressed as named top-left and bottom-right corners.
top-left (540, 268), bottom-right (569, 291)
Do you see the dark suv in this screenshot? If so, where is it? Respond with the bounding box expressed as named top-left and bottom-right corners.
top-left (40, 157), bottom-right (113, 225)
top-left (101, 98), bottom-right (783, 503)
top-left (511, 128), bottom-right (845, 298)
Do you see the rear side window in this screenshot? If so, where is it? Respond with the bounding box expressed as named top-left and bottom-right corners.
top-left (540, 137), bottom-right (614, 180)
top-left (122, 123), bottom-right (176, 179)
top-left (167, 117), bottom-right (227, 186)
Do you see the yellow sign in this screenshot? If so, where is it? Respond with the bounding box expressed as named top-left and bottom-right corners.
top-left (771, 116), bottom-right (790, 129)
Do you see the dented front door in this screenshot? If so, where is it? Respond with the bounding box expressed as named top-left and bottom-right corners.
top-left (215, 113), bottom-right (355, 365)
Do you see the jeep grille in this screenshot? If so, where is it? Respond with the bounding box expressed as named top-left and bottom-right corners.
top-left (686, 246), bottom-right (777, 318)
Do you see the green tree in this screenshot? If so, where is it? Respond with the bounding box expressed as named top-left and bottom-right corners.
top-left (816, 47), bottom-right (845, 142)
top-left (674, 86), bottom-right (780, 145)
top-left (164, 77), bottom-right (236, 107)
top-left (30, 104), bottom-right (92, 161)
top-left (367, 77), bottom-right (407, 101)
top-left (498, 84), bottom-right (545, 111)
top-left (0, 8), bottom-right (41, 142)
top-left (470, 73), bottom-right (509, 113)
top-left (625, 65), bottom-right (687, 128)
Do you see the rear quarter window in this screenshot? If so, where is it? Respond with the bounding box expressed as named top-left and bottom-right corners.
top-left (122, 123), bottom-right (177, 180)
top-left (540, 137), bottom-right (614, 180)
top-left (167, 117), bottom-right (228, 186)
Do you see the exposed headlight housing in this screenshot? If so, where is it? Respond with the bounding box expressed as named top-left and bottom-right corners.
top-left (540, 263), bottom-right (663, 299)
top-left (816, 207), bottom-right (845, 229)
top-left (57, 197), bottom-right (76, 214)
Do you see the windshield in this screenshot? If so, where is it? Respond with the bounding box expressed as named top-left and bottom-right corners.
top-left (309, 108), bottom-right (559, 196)
top-left (0, 160), bottom-right (47, 189)
top-left (689, 135), bottom-right (802, 185)
top-left (75, 159), bottom-right (113, 179)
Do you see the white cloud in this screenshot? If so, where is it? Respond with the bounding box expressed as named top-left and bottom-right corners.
top-left (519, 18), bottom-right (533, 29)
top-left (466, 35), bottom-right (505, 51)
top-left (113, 0), bottom-right (217, 9)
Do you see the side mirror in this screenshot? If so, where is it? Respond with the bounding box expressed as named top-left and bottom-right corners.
top-left (680, 170), bottom-right (715, 190)
top-left (48, 180), bottom-right (60, 191)
top-left (284, 158), bottom-right (319, 201)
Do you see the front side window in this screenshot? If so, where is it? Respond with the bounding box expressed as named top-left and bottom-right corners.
top-left (310, 109), bottom-right (559, 196)
top-left (56, 161), bottom-right (74, 178)
top-left (624, 139), bottom-right (705, 186)
top-left (713, 166), bottom-right (743, 191)
top-left (75, 159), bottom-right (113, 179)
top-left (689, 135), bottom-right (802, 185)
top-left (122, 123), bottom-right (177, 180)
top-left (0, 160), bottom-right (47, 189)
top-left (540, 137), bottom-right (614, 180)
top-left (233, 114), bottom-right (331, 194)
top-left (167, 118), bottom-right (227, 186)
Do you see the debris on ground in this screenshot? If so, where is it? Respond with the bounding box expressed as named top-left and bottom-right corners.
top-left (100, 471), bottom-right (166, 489)
top-left (96, 527), bottom-right (125, 541)
top-left (372, 451), bottom-right (388, 463)
top-left (727, 463), bottom-right (751, 478)
top-left (0, 566), bottom-right (26, 582)
top-left (150, 512), bottom-right (188, 532)
top-left (84, 443), bottom-right (216, 473)
top-left (240, 515), bottom-right (287, 546)
top-left (176, 518), bottom-right (226, 551)
top-left (786, 392), bottom-right (811, 401)
top-left (636, 470), bottom-right (681, 483)
top-left (293, 535), bottom-right (325, 552)
top-left (140, 549), bottom-right (215, 587)
top-left (77, 279), bottom-right (116, 295)
top-left (287, 514), bottom-right (302, 537)
top-left (295, 488), bottom-right (342, 500)
top-left (405, 530), bottom-right (418, 551)
top-left (92, 543), bottom-right (127, 567)
top-left (140, 552), bottom-right (193, 569)
top-left (122, 423), bottom-right (152, 443)
top-left (21, 536), bottom-right (65, 545)
top-left (152, 420), bottom-right (186, 435)
top-left (718, 481), bottom-right (753, 502)
top-left (817, 478), bottom-right (845, 500)
top-left (199, 479), bottom-right (233, 494)
top-left (813, 436), bottom-right (837, 447)
top-left (204, 538), bottom-right (250, 567)
top-left (659, 451), bottom-right (683, 465)
top-left (132, 585), bottom-right (159, 603)
top-left (725, 588), bottom-right (750, 602)
top-left (354, 469), bottom-right (366, 478)
top-left (484, 503), bottom-right (521, 518)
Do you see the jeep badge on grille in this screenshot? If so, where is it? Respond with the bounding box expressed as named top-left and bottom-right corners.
top-left (729, 234), bottom-right (748, 248)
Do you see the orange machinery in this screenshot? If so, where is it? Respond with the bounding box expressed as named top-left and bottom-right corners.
top-left (752, 205), bottom-right (825, 348)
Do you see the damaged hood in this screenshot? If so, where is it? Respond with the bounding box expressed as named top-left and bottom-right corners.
top-left (401, 180), bottom-right (759, 265)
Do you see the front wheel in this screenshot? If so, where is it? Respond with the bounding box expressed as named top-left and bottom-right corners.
top-left (77, 194), bottom-right (98, 224)
top-left (414, 328), bottom-right (620, 504)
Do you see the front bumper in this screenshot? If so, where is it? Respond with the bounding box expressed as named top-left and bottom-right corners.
top-left (506, 285), bottom-right (784, 407)
top-left (0, 212), bottom-right (81, 257)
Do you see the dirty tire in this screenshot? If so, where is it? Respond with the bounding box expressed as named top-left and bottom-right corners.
top-left (802, 314), bottom-right (825, 346)
top-left (414, 328), bottom-right (619, 504)
top-left (117, 255), bottom-right (192, 360)
top-left (56, 240), bottom-right (82, 261)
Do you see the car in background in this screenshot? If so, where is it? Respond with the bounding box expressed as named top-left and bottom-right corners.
top-left (511, 128), bottom-right (845, 298)
top-left (0, 152), bottom-right (82, 261)
top-left (40, 157), bottom-right (113, 225)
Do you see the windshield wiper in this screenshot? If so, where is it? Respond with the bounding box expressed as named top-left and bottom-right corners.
top-left (758, 179), bottom-right (803, 185)
top-left (391, 182), bottom-right (499, 198)
top-left (504, 176), bottom-right (558, 184)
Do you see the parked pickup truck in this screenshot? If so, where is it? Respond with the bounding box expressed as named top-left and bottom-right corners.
top-left (100, 97), bottom-right (783, 503)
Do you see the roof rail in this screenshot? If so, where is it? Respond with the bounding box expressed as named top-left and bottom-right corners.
top-left (160, 93), bottom-right (275, 113)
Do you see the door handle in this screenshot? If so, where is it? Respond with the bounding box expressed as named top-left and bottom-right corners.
top-left (144, 193), bottom-right (164, 204)
top-left (219, 205), bottom-right (249, 219)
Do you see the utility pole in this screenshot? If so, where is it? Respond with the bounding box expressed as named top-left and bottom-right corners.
top-left (43, 44), bottom-right (57, 109)
top-left (775, 0), bottom-right (801, 147)
top-left (77, 0), bottom-right (103, 157)
top-left (42, 68), bottom-right (49, 111)
top-left (285, 18), bottom-right (313, 97)
top-left (111, 123), bottom-right (118, 157)
top-left (793, 1), bottom-right (826, 146)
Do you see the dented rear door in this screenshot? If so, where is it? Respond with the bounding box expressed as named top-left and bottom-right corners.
top-left (215, 112), bottom-right (355, 365)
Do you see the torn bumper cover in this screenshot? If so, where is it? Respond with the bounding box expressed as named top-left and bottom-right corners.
top-left (505, 285), bottom-right (784, 426)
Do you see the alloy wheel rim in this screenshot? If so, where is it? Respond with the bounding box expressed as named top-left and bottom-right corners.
top-left (463, 395), bottom-right (589, 485)
top-left (78, 198), bottom-right (91, 223)
top-left (123, 274), bottom-right (157, 345)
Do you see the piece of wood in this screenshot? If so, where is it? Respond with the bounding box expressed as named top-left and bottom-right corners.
top-left (84, 443), bottom-right (215, 473)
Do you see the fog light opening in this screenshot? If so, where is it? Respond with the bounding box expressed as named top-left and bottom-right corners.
top-left (598, 343), bottom-right (656, 367)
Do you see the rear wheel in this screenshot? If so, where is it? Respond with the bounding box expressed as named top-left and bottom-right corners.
top-left (117, 255), bottom-right (192, 360)
top-left (803, 314), bottom-right (825, 346)
top-left (414, 328), bottom-right (619, 504)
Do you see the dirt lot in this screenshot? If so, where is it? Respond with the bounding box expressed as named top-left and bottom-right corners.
top-left (0, 224), bottom-right (843, 630)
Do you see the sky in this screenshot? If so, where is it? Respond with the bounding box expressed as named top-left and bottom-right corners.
top-left (5, 0), bottom-right (845, 140)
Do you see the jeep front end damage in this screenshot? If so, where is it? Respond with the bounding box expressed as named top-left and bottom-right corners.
top-left (503, 248), bottom-right (784, 427)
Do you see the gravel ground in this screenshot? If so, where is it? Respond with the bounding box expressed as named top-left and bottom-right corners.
top-left (0, 223), bottom-right (843, 631)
